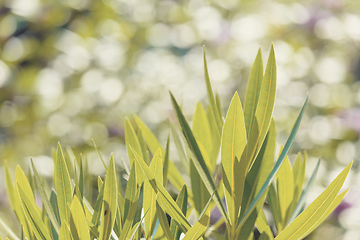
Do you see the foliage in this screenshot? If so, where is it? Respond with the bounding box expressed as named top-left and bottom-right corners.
top-left (0, 46), bottom-right (352, 240)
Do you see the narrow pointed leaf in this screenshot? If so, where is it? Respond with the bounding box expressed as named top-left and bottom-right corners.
top-left (134, 116), bottom-right (189, 197)
top-left (58, 221), bottom-right (71, 240)
top-left (100, 155), bottom-right (118, 240)
top-left (144, 149), bottom-right (163, 238)
top-left (170, 92), bottom-right (229, 226)
top-left (237, 96), bottom-right (307, 232)
top-left (54, 143), bottom-right (72, 223)
top-left (170, 122), bottom-right (189, 173)
top-left (70, 196), bottom-right (90, 239)
top-left (244, 48), bottom-right (263, 136)
top-left (132, 147), bottom-right (191, 232)
top-left (276, 155), bottom-right (294, 225)
top-left (170, 185), bottom-right (188, 240)
top-left (221, 92), bottom-right (247, 226)
top-left (288, 159), bottom-right (320, 224)
top-left (18, 185), bottom-right (51, 240)
top-left (247, 45), bottom-right (276, 167)
top-left (125, 118), bottom-right (145, 184)
top-left (31, 160), bottom-right (60, 233)
top-left (156, 203), bottom-right (174, 240)
top-left (182, 212), bottom-right (210, 240)
top-left (275, 162), bottom-right (352, 240)
top-left (303, 189), bottom-right (349, 238)
top-left (203, 46), bottom-right (222, 138)
top-left (92, 177), bottom-right (105, 226)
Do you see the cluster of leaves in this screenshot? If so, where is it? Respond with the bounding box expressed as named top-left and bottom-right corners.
top-left (0, 46), bottom-right (352, 240)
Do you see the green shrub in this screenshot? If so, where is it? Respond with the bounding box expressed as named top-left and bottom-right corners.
top-left (0, 45), bottom-right (352, 240)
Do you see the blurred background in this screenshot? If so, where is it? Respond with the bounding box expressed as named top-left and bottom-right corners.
top-left (1, 0), bottom-right (360, 238)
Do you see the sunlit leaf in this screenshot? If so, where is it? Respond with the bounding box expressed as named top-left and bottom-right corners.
top-left (144, 149), bottom-right (163, 238)
top-left (54, 143), bottom-right (72, 223)
top-left (237, 96), bottom-right (307, 233)
top-left (170, 92), bottom-right (230, 227)
top-left (125, 118), bottom-right (145, 184)
top-left (221, 92), bottom-right (247, 227)
top-left (247, 45), bottom-right (276, 168)
top-left (275, 161), bottom-right (352, 240)
top-left (132, 146), bottom-right (191, 232)
top-left (69, 196), bottom-right (90, 239)
top-left (31, 160), bottom-right (60, 234)
top-left (18, 185), bottom-right (51, 240)
top-left (99, 155), bottom-right (118, 240)
top-left (182, 212), bottom-right (210, 240)
top-left (170, 185), bottom-right (188, 240)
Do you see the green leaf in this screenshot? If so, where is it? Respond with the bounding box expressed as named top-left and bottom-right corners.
top-left (91, 177), bottom-right (105, 227)
top-left (203, 46), bottom-right (223, 139)
top-left (124, 163), bottom-right (137, 222)
top-left (99, 155), bottom-right (118, 240)
top-left (156, 202), bottom-right (173, 240)
top-left (163, 136), bottom-right (170, 185)
top-left (244, 48), bottom-right (263, 137)
top-left (144, 149), bottom-right (163, 238)
top-left (129, 209), bottom-right (148, 240)
top-left (18, 184), bottom-right (51, 240)
top-left (170, 92), bottom-right (230, 227)
top-left (58, 221), bottom-right (71, 240)
top-left (221, 92), bottom-right (247, 227)
top-left (31, 160), bottom-right (61, 234)
top-left (302, 189), bottom-right (349, 238)
top-left (182, 212), bottom-right (210, 240)
top-left (275, 161), bottom-right (352, 240)
top-left (170, 121), bottom-right (189, 173)
top-left (170, 185), bottom-right (188, 240)
top-left (276, 155), bottom-right (294, 228)
top-left (288, 159), bottom-right (320, 224)
top-left (190, 159), bottom-right (210, 217)
top-left (69, 195), bottom-right (90, 239)
top-left (247, 44), bottom-right (276, 168)
top-left (131, 146), bottom-right (191, 232)
top-left (119, 190), bottom-right (139, 240)
top-left (237, 96), bottom-right (307, 233)
top-left (193, 102), bottom-right (214, 171)
top-left (134, 115), bottom-right (189, 198)
top-left (54, 143), bottom-right (72, 223)
top-left (125, 118), bottom-right (145, 184)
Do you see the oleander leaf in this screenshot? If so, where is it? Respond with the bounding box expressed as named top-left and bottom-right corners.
top-left (288, 159), bottom-right (320, 224)
top-left (125, 118), bottom-right (145, 184)
top-left (182, 211), bottom-right (210, 240)
top-left (221, 92), bottom-right (247, 226)
top-left (276, 155), bottom-right (294, 227)
top-left (58, 221), bottom-right (71, 240)
top-left (193, 102), bottom-right (214, 172)
top-left (170, 185), bottom-right (188, 240)
top-left (54, 143), bottom-right (72, 223)
top-left (237, 96), bottom-right (307, 233)
top-left (134, 115), bottom-right (190, 198)
top-left (132, 146), bottom-right (191, 232)
top-left (144, 149), bottom-right (163, 238)
top-left (302, 189), bottom-right (349, 238)
top-left (69, 195), bottom-right (90, 239)
top-left (275, 161), bottom-right (352, 240)
top-left (170, 92), bottom-right (230, 226)
top-left (156, 202), bottom-right (173, 240)
top-left (31, 160), bottom-right (60, 234)
top-left (244, 48), bottom-right (263, 137)
top-left (203, 46), bottom-right (223, 139)
top-left (18, 184), bottom-right (51, 240)
top-left (99, 155), bottom-right (118, 240)
top-left (247, 44), bottom-right (276, 168)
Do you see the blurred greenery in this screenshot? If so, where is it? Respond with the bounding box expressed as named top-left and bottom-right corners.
top-left (1, 0), bottom-right (360, 239)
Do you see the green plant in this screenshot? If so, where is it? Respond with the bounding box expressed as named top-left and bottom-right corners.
top-left (0, 45), bottom-right (352, 240)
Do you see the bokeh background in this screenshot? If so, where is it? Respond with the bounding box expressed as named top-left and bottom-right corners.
top-left (1, 0), bottom-right (360, 238)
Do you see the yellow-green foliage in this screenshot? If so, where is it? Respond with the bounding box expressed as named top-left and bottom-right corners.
top-left (0, 46), bottom-right (352, 240)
